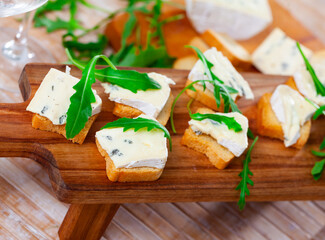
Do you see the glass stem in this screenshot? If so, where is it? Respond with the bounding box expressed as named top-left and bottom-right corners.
top-left (2, 11), bottom-right (35, 61)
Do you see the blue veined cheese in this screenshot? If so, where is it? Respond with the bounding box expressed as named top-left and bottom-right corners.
top-left (101, 72), bottom-right (175, 118)
top-left (189, 112), bottom-right (248, 157)
top-left (270, 85), bottom-right (316, 147)
top-left (252, 28), bottom-right (313, 75)
top-left (293, 53), bottom-right (325, 106)
top-left (26, 68), bottom-right (102, 125)
top-left (188, 47), bottom-right (254, 100)
top-left (95, 115), bottom-right (168, 169)
top-left (186, 0), bottom-right (272, 40)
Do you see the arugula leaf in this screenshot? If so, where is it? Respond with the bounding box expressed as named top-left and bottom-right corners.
top-left (101, 117), bottom-right (172, 150)
top-left (34, 16), bottom-right (84, 33)
top-left (297, 42), bottom-right (325, 96)
top-left (321, 137), bottom-right (325, 150)
top-left (311, 150), bottom-right (325, 158)
top-left (235, 136), bottom-right (258, 211)
top-left (66, 48), bottom-right (161, 93)
top-left (311, 159), bottom-right (325, 181)
top-left (190, 113), bottom-right (242, 132)
top-left (247, 129), bottom-right (255, 139)
top-left (313, 105), bottom-right (325, 120)
top-left (65, 54), bottom-right (99, 139)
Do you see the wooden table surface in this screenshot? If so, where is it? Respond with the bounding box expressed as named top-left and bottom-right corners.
top-left (0, 0), bottom-right (325, 239)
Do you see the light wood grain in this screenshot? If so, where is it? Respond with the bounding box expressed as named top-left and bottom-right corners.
top-left (0, 63), bottom-right (323, 205)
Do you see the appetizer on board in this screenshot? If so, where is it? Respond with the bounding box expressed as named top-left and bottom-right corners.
top-left (101, 72), bottom-right (175, 126)
top-left (95, 115), bottom-right (170, 182)
top-left (257, 84), bottom-right (316, 149)
top-left (26, 68), bottom-right (102, 144)
top-left (186, 47), bottom-right (254, 111)
top-left (182, 108), bottom-right (249, 169)
top-left (252, 28), bottom-right (313, 75)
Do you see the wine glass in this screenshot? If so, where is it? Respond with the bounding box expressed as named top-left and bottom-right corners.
top-left (0, 0), bottom-right (55, 99)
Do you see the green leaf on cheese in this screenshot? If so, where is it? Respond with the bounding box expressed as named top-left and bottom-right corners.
top-left (101, 117), bottom-right (172, 150)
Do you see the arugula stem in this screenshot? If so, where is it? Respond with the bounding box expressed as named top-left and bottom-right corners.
top-left (170, 80), bottom-right (213, 133)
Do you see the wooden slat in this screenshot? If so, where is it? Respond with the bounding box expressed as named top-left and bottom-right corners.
top-left (123, 203), bottom-right (185, 240)
top-left (225, 203), bottom-right (291, 240)
top-left (198, 202), bottom-right (266, 240)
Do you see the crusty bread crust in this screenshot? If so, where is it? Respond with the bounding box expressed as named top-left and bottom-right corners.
top-left (201, 29), bottom-right (252, 71)
top-left (181, 107), bottom-right (235, 169)
top-left (32, 114), bottom-right (98, 144)
top-left (185, 80), bottom-right (231, 112)
top-left (95, 139), bottom-right (163, 182)
top-left (256, 93), bottom-right (311, 149)
top-left (112, 93), bottom-right (174, 126)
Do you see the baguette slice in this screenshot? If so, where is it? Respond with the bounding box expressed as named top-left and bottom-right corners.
top-left (173, 55), bottom-right (198, 70)
top-left (201, 30), bottom-right (252, 70)
top-left (256, 93), bottom-right (311, 149)
top-left (181, 108), bottom-right (235, 169)
top-left (113, 93), bottom-right (174, 126)
top-left (96, 139), bottom-right (163, 182)
top-left (32, 114), bottom-right (98, 144)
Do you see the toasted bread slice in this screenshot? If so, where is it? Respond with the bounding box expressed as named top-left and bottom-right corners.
top-left (32, 114), bottom-right (98, 144)
top-left (96, 139), bottom-right (163, 182)
top-left (256, 93), bottom-right (311, 149)
top-left (201, 30), bottom-right (252, 70)
top-left (188, 36), bottom-right (210, 53)
top-left (113, 93), bottom-right (174, 126)
top-left (173, 55), bottom-right (198, 70)
top-left (181, 108), bottom-right (235, 169)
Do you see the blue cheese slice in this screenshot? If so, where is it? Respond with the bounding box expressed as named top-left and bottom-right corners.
top-left (102, 72), bottom-right (175, 118)
top-left (95, 116), bottom-right (168, 169)
top-left (26, 68), bottom-right (102, 125)
top-left (188, 47), bottom-right (254, 100)
top-left (293, 54), bottom-right (325, 106)
top-left (270, 85), bottom-right (316, 147)
top-left (189, 112), bottom-right (248, 157)
top-left (186, 0), bottom-right (272, 40)
top-left (252, 28), bottom-right (313, 75)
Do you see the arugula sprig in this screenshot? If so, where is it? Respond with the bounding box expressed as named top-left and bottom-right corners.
top-left (297, 42), bottom-right (325, 96)
top-left (186, 99), bottom-right (243, 132)
top-left (235, 136), bottom-right (259, 210)
top-left (101, 117), bottom-right (172, 150)
top-left (311, 149), bottom-right (325, 180)
top-left (65, 50), bottom-right (162, 139)
top-left (66, 49), bottom-right (161, 93)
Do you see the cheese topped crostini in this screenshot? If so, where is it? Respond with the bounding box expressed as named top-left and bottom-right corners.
top-left (27, 68), bottom-right (102, 144)
top-left (257, 84), bottom-right (316, 148)
top-left (181, 108), bottom-right (249, 169)
top-left (186, 47), bottom-right (254, 111)
top-left (95, 115), bottom-right (170, 182)
top-left (101, 72), bottom-right (175, 126)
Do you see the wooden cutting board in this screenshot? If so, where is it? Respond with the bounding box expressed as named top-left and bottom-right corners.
top-left (0, 63), bottom-right (324, 204)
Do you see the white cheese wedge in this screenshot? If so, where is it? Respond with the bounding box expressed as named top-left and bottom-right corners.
top-left (186, 0), bottom-right (272, 40)
top-left (293, 54), bottom-right (325, 106)
top-left (102, 72), bottom-right (175, 118)
top-left (95, 117), bottom-right (168, 169)
top-left (189, 112), bottom-right (248, 157)
top-left (252, 28), bottom-right (313, 75)
top-left (270, 85), bottom-right (316, 147)
top-left (188, 47), bottom-right (254, 100)
top-left (27, 68), bottom-right (102, 125)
